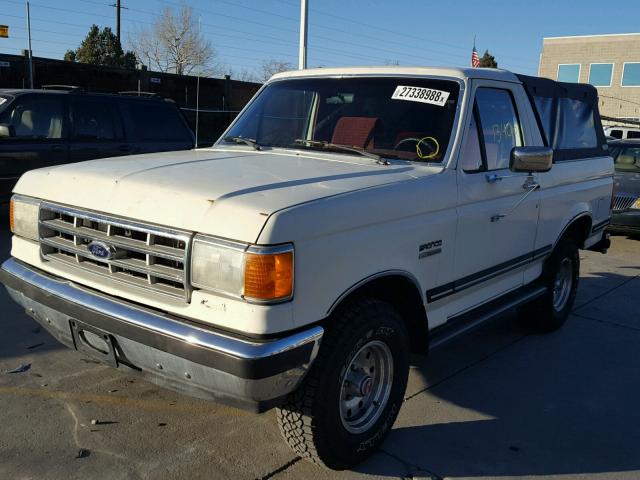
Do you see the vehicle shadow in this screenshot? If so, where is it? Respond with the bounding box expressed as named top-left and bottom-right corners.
top-left (357, 271), bottom-right (640, 478)
top-left (0, 224), bottom-right (65, 363)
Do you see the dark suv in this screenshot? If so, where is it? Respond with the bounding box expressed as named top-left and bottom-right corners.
top-left (0, 88), bottom-right (195, 203)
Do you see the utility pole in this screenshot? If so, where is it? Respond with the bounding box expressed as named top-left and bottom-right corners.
top-left (26, 1), bottom-right (33, 88)
top-left (298, 0), bottom-right (308, 69)
top-left (116, 0), bottom-right (121, 41)
top-left (110, 1), bottom-right (127, 42)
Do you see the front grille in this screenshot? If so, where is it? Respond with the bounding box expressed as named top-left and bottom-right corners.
top-left (612, 193), bottom-right (639, 212)
top-left (39, 203), bottom-right (193, 301)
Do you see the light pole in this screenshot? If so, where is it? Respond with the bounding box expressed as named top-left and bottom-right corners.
top-left (298, 0), bottom-right (308, 69)
top-left (25, 1), bottom-right (33, 88)
top-left (195, 16), bottom-right (201, 149)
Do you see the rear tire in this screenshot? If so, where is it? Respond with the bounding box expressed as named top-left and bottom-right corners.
top-left (520, 239), bottom-right (579, 332)
top-left (276, 297), bottom-right (409, 470)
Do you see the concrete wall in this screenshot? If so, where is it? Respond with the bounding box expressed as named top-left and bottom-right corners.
top-left (539, 34), bottom-right (640, 123)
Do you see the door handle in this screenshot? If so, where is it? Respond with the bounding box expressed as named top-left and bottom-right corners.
top-left (50, 145), bottom-right (64, 152)
top-left (485, 173), bottom-right (527, 183)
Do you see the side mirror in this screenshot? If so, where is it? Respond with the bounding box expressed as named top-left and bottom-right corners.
top-left (510, 146), bottom-right (553, 173)
top-left (0, 124), bottom-right (14, 138)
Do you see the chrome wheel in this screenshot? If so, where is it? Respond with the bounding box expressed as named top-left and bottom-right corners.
top-left (339, 340), bottom-right (394, 434)
top-left (552, 257), bottom-right (573, 312)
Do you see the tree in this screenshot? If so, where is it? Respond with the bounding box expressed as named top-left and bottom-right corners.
top-left (65, 24), bottom-right (136, 69)
top-left (132, 4), bottom-right (217, 75)
top-left (228, 67), bottom-right (259, 83)
top-left (259, 59), bottom-right (293, 82)
top-left (478, 50), bottom-right (498, 68)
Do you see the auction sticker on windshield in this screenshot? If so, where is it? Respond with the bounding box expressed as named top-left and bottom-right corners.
top-left (391, 86), bottom-right (450, 107)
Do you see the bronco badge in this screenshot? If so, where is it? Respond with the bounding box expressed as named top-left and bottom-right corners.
top-left (419, 240), bottom-right (442, 259)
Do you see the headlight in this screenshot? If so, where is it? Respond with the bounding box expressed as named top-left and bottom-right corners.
top-left (632, 198), bottom-right (640, 209)
top-left (191, 235), bottom-right (294, 303)
top-left (10, 194), bottom-right (40, 241)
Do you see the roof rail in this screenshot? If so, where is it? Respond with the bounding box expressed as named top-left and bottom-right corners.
top-left (41, 85), bottom-right (83, 92)
top-left (118, 91), bottom-right (161, 98)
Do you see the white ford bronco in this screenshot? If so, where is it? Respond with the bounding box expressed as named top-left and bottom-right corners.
top-left (2, 67), bottom-right (613, 469)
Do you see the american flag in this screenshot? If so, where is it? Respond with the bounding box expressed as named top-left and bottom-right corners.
top-left (471, 44), bottom-right (480, 68)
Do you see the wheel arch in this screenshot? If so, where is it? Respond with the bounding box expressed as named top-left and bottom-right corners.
top-left (555, 212), bottom-right (593, 250)
top-left (326, 271), bottom-right (429, 354)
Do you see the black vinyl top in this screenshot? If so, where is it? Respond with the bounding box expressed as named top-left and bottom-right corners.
top-left (516, 74), bottom-right (608, 161)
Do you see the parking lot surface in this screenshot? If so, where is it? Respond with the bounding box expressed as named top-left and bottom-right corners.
top-left (0, 228), bottom-right (639, 480)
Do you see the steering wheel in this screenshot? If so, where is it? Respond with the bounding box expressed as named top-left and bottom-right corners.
top-left (393, 136), bottom-right (440, 160)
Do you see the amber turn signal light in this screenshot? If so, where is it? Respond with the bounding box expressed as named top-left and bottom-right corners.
top-left (9, 196), bottom-right (14, 233)
top-left (244, 250), bottom-right (294, 301)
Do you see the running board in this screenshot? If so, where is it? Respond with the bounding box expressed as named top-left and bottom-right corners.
top-left (429, 284), bottom-right (547, 350)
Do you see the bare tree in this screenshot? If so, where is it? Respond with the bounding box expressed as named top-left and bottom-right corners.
top-left (228, 67), bottom-right (259, 83)
top-left (132, 4), bottom-right (217, 75)
top-left (259, 59), bottom-right (293, 82)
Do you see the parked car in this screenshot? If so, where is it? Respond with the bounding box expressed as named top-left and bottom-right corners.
top-left (1, 67), bottom-right (613, 469)
top-left (604, 125), bottom-right (640, 140)
top-left (608, 139), bottom-right (640, 234)
top-left (0, 87), bottom-right (194, 203)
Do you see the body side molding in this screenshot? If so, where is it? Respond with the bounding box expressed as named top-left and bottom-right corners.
top-left (426, 245), bottom-right (552, 303)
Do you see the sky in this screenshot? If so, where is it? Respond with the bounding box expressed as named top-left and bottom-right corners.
top-left (1, 0), bottom-right (639, 79)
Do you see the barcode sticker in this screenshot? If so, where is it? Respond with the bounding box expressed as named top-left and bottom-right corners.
top-left (391, 86), bottom-right (450, 106)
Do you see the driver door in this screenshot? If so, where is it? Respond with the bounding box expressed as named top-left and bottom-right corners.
top-left (448, 82), bottom-right (541, 316)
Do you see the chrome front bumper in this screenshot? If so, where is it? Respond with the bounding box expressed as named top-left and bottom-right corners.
top-left (0, 258), bottom-right (323, 412)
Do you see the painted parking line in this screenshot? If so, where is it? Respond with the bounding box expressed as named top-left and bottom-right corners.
top-left (0, 386), bottom-right (248, 416)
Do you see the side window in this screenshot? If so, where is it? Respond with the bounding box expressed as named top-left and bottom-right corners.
top-left (555, 97), bottom-right (597, 149)
top-left (0, 95), bottom-right (64, 140)
top-left (627, 131), bottom-right (640, 139)
top-left (71, 98), bottom-right (123, 141)
top-left (461, 109), bottom-right (483, 172)
top-left (610, 129), bottom-right (623, 139)
top-left (475, 88), bottom-right (523, 170)
top-left (125, 102), bottom-right (191, 142)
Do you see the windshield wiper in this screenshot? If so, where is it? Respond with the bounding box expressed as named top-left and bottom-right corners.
top-left (223, 136), bottom-right (261, 150)
top-left (293, 139), bottom-right (389, 165)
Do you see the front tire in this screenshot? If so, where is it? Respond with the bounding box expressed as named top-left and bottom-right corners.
top-left (520, 239), bottom-right (579, 332)
top-left (276, 298), bottom-right (409, 470)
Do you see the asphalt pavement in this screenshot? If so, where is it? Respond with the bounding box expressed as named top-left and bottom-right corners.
top-left (0, 225), bottom-right (639, 480)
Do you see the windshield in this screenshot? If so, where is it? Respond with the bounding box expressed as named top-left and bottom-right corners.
top-left (610, 145), bottom-right (640, 172)
top-left (222, 77), bottom-right (460, 162)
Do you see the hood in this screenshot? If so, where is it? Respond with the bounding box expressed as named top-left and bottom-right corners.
top-left (614, 169), bottom-right (640, 196)
top-left (15, 147), bottom-right (433, 243)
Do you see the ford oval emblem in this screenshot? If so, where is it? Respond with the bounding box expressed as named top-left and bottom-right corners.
top-left (87, 241), bottom-right (117, 260)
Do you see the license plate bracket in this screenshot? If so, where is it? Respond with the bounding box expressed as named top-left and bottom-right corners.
top-left (70, 320), bottom-right (118, 367)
